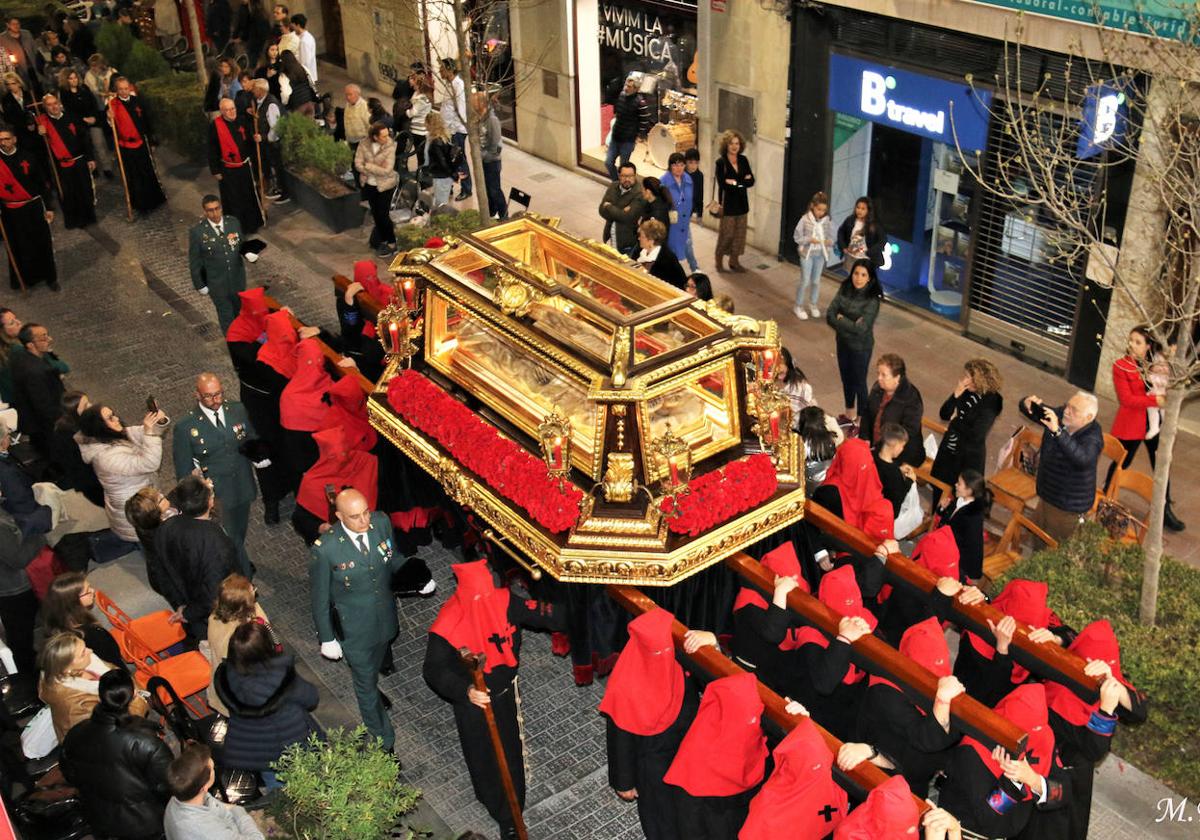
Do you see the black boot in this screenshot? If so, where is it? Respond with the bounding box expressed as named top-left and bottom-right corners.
top-left (1165, 501), bottom-right (1186, 532)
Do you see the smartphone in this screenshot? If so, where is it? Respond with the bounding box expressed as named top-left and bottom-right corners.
top-left (1040, 403), bottom-right (1054, 423)
top-left (146, 395), bottom-right (159, 413)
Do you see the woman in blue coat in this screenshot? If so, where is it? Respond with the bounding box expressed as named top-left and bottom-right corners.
top-left (660, 152), bottom-right (694, 263)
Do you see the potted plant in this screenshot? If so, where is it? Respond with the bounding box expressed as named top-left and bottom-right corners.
top-left (265, 726), bottom-right (422, 839)
top-left (276, 113), bottom-right (362, 233)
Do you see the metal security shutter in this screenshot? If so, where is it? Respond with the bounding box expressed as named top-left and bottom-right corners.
top-left (965, 107), bottom-right (1094, 369)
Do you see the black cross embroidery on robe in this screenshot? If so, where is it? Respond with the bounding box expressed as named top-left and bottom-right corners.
top-left (817, 804), bottom-right (838, 822)
top-left (488, 632), bottom-right (511, 654)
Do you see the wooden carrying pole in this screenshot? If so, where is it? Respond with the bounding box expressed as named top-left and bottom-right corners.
top-left (804, 500), bottom-right (1101, 701)
top-left (260, 295), bottom-right (375, 392)
top-left (333, 273), bottom-right (384, 318)
top-left (607, 584), bottom-right (930, 811)
top-left (724, 552), bottom-right (1026, 755)
top-left (458, 649), bottom-right (528, 840)
top-left (30, 103), bottom-right (64, 199)
top-left (0, 211), bottom-right (27, 292)
top-left (106, 100), bottom-right (134, 222)
top-left (249, 101), bottom-right (268, 222)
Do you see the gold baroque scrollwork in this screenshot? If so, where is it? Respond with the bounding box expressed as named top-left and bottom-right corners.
top-left (602, 453), bottom-right (635, 503)
top-left (492, 270), bottom-right (544, 317)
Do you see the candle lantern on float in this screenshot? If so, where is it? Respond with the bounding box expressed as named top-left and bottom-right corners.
top-left (537, 409), bottom-right (572, 489)
top-left (650, 427), bottom-right (692, 502)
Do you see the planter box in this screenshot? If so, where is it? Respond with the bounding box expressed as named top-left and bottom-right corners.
top-left (282, 168), bottom-right (364, 233)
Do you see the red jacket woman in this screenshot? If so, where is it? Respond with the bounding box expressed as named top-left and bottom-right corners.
top-left (1109, 354), bottom-right (1157, 441)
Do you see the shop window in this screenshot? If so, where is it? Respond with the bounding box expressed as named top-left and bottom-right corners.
top-left (576, 0), bottom-right (699, 175)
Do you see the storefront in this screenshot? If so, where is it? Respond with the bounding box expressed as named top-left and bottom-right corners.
top-left (573, 0), bottom-right (699, 175)
top-left (784, 7), bottom-right (1135, 387)
top-left (826, 53), bottom-right (992, 321)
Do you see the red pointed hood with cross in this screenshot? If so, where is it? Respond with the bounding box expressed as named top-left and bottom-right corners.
top-left (429, 560), bottom-right (517, 673)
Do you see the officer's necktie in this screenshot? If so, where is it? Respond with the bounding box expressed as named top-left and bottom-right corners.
top-left (214, 410), bottom-right (225, 429)
top-left (356, 534), bottom-right (369, 556)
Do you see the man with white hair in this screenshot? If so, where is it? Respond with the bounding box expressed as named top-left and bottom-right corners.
top-left (1020, 390), bottom-right (1104, 541)
top-left (250, 79), bottom-right (288, 204)
top-left (207, 97), bottom-right (263, 234)
top-left (342, 83), bottom-right (370, 187)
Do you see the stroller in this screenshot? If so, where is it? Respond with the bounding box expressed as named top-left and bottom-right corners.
top-left (389, 165), bottom-right (449, 225)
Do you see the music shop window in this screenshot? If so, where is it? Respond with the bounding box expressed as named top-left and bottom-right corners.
top-left (575, 0), bottom-right (698, 176)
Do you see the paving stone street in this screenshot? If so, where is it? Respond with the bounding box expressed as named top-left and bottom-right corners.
top-left (17, 124), bottom-right (1189, 838)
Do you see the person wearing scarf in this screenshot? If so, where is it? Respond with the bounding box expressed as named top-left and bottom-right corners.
top-left (600, 607), bottom-right (711, 839)
top-left (207, 97), bottom-right (264, 234)
top-left (422, 556), bottom-right (563, 840)
top-left (807, 438), bottom-right (894, 599)
top-left (36, 92), bottom-right (96, 229)
top-left (939, 683), bottom-right (1068, 838)
top-left (740, 715), bottom-right (849, 839)
top-left (107, 77), bottom-right (167, 214)
top-left (851, 617), bottom-right (964, 795)
top-left (291, 425), bottom-right (378, 545)
top-left (0, 123), bottom-right (57, 290)
top-left (946, 578), bottom-right (1073, 707)
top-left (787, 565), bottom-right (875, 741)
top-left (278, 338), bottom-right (334, 478)
top-left (1041, 620), bottom-right (1146, 840)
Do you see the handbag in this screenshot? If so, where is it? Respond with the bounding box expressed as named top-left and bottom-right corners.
top-left (20, 706), bottom-right (58, 759)
top-left (706, 167), bottom-right (723, 217)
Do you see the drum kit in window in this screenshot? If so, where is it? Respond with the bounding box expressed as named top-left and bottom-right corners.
top-left (648, 89), bottom-right (698, 170)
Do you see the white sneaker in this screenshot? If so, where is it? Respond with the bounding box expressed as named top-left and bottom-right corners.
top-left (793, 306), bottom-right (809, 320)
top-left (809, 305), bottom-right (821, 318)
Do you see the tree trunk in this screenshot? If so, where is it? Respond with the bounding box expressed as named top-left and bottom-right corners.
top-left (182, 0), bottom-right (207, 87)
top-left (451, 0), bottom-right (493, 226)
top-left (1138, 385), bottom-right (1183, 626)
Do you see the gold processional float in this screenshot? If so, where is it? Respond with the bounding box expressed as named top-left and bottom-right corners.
top-left (365, 215), bottom-right (805, 585)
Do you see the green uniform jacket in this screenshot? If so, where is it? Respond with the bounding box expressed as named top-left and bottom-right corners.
top-left (172, 402), bottom-right (258, 507)
top-left (309, 511), bottom-right (399, 652)
top-left (188, 215), bottom-right (247, 295)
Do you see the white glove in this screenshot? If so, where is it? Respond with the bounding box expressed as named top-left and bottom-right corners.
top-left (320, 640), bottom-right (343, 660)
top-left (252, 459), bottom-right (272, 468)
top-left (198, 286), bottom-right (210, 296)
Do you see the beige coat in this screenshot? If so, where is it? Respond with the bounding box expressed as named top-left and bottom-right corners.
top-left (354, 138), bottom-right (398, 191)
top-left (76, 427), bottom-right (165, 542)
top-left (41, 671), bottom-right (150, 742)
top-left (204, 604), bottom-right (268, 716)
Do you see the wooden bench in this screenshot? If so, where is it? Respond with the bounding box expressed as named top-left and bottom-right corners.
top-left (723, 552), bottom-right (1027, 756)
top-left (804, 500), bottom-right (1100, 702)
top-left (607, 584), bottom-right (930, 813)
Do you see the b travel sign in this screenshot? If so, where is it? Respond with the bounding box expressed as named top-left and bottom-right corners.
top-left (1077, 81), bottom-right (1130, 159)
top-left (828, 54), bottom-right (993, 152)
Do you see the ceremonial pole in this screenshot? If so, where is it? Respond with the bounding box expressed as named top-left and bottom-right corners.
top-left (106, 97), bottom-right (134, 222)
top-left (458, 648), bottom-right (528, 840)
top-left (30, 102), bottom-right (64, 199)
top-left (250, 100), bottom-right (268, 222)
top-left (0, 211), bottom-right (28, 292)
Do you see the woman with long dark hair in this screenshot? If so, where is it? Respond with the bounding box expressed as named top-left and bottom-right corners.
top-left (640, 176), bottom-right (673, 233)
top-left (35, 571), bottom-right (122, 666)
top-left (932, 469), bottom-right (992, 584)
top-left (253, 40), bottom-right (283, 100)
top-left (76, 402), bottom-right (168, 548)
top-left (837, 196), bottom-right (887, 271)
top-left (48, 390), bottom-right (105, 506)
top-left (278, 49), bottom-right (316, 116)
top-left (825, 258), bottom-right (883, 424)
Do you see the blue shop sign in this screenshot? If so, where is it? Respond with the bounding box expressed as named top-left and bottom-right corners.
top-left (828, 54), bottom-right (993, 151)
top-left (1077, 81), bottom-right (1129, 159)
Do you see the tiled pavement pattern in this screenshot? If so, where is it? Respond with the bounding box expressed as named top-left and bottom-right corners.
top-left (17, 131), bottom-right (1188, 838)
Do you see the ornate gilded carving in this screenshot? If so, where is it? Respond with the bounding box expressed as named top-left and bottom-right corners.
top-left (492, 270), bottom-right (543, 317)
top-left (602, 453), bottom-right (635, 503)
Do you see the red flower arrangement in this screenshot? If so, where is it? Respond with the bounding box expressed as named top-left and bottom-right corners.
top-left (387, 370), bottom-right (583, 533)
top-left (660, 453), bottom-right (778, 536)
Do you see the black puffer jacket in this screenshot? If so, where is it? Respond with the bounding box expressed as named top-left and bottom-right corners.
top-left (1019, 399), bottom-right (1104, 514)
top-left (611, 91), bottom-right (651, 143)
top-left (216, 653), bottom-right (321, 771)
top-left (60, 707), bottom-right (173, 838)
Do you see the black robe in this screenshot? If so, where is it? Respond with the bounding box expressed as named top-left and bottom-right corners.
top-left (422, 594), bottom-right (562, 833)
top-left (938, 743), bottom-right (1069, 839)
top-left (0, 146), bottom-right (56, 289)
top-left (208, 112), bottom-right (263, 234)
top-left (1040, 691), bottom-right (1148, 840)
top-left (110, 95), bottom-right (167, 214)
top-left (40, 111), bottom-right (96, 229)
top-left (228, 340), bottom-right (292, 505)
top-left (605, 665), bottom-right (701, 840)
top-left (790, 635), bottom-right (861, 741)
top-left (856, 682), bottom-right (958, 796)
